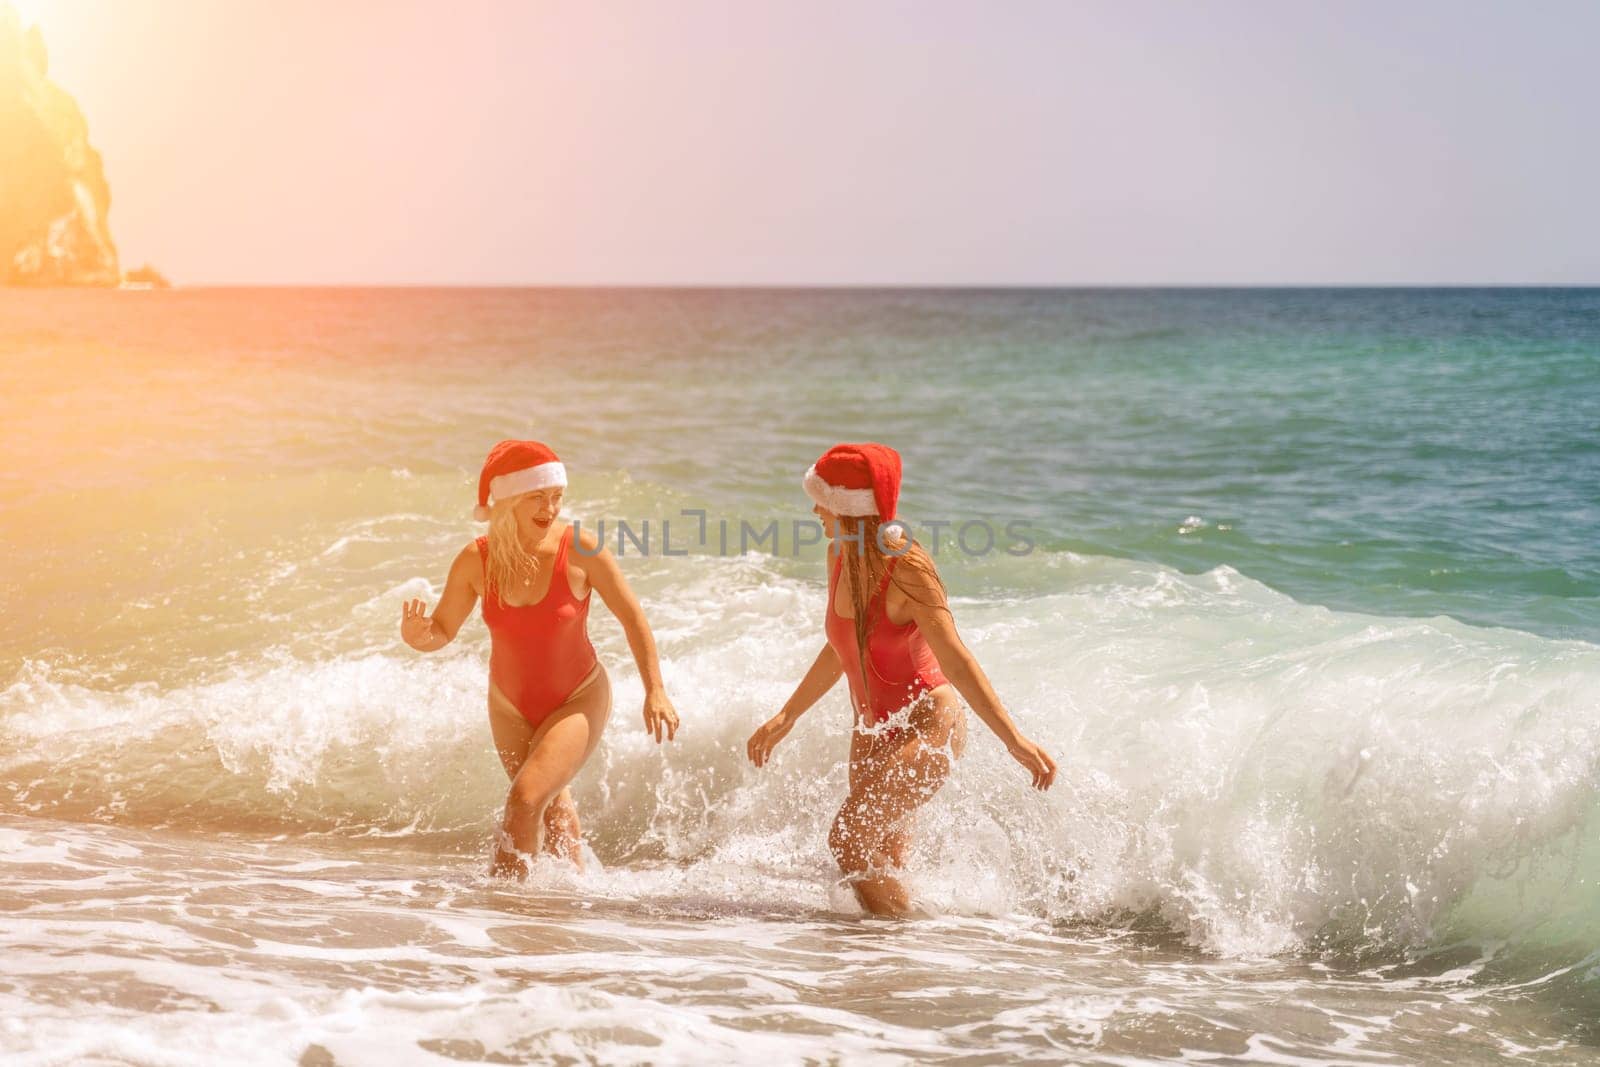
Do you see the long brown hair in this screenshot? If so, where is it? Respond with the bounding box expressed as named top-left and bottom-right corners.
top-left (835, 515), bottom-right (948, 688)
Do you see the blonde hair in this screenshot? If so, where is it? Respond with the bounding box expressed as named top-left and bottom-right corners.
top-left (835, 515), bottom-right (948, 686)
top-left (484, 494), bottom-right (539, 603)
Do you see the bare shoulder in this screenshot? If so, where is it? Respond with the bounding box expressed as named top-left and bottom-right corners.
top-left (451, 540), bottom-right (484, 589)
top-left (890, 543), bottom-right (948, 606)
top-left (570, 522), bottom-right (604, 557)
top-left (567, 522), bottom-right (614, 578)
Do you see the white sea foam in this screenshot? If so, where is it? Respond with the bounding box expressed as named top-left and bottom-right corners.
top-left (4, 548), bottom-right (1599, 968)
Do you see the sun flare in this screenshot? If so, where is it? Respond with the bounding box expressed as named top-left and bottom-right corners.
top-left (9, 0), bottom-right (47, 27)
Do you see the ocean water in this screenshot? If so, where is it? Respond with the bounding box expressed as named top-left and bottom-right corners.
top-left (2, 287), bottom-right (1599, 1064)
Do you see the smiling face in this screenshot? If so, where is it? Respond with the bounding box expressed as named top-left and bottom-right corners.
top-left (511, 487), bottom-right (564, 539)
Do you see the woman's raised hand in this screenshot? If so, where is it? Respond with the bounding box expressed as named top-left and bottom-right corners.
top-left (746, 712), bottom-right (795, 768)
top-left (1007, 735), bottom-right (1058, 790)
top-left (401, 598), bottom-right (434, 650)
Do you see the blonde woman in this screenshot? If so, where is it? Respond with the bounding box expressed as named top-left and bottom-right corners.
top-left (402, 440), bottom-right (678, 875)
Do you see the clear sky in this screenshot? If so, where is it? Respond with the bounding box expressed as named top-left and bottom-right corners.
top-left (17, 0), bottom-right (1600, 285)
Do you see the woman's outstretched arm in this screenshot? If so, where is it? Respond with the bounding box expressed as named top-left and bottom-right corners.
top-left (747, 643), bottom-right (843, 768)
top-left (401, 544), bottom-right (480, 652)
top-left (573, 526), bottom-right (680, 743)
top-left (896, 563), bottom-right (1057, 790)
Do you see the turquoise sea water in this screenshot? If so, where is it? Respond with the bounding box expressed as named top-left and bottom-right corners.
top-left (2, 288), bottom-right (1599, 1063)
top-left (11, 287), bottom-right (1596, 638)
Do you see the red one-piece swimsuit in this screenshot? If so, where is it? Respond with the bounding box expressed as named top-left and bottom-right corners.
top-left (825, 551), bottom-right (949, 739)
top-left (477, 526), bottom-right (598, 728)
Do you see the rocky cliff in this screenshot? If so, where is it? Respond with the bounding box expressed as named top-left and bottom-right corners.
top-left (0, 1), bottom-right (121, 286)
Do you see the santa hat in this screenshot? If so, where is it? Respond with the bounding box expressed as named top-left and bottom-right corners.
top-left (802, 442), bottom-right (901, 521)
top-left (473, 440), bottom-right (566, 520)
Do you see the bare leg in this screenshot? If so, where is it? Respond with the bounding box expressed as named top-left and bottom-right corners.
top-left (488, 667), bottom-right (610, 876)
top-left (829, 690), bottom-right (966, 917)
top-left (488, 686), bottom-right (537, 779)
top-left (844, 742), bottom-right (914, 875)
top-left (542, 789), bottom-right (584, 869)
top-left (489, 694), bottom-right (585, 867)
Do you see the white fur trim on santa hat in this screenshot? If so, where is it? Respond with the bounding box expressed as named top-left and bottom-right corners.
top-left (803, 464), bottom-right (878, 516)
top-left (489, 462), bottom-right (567, 505)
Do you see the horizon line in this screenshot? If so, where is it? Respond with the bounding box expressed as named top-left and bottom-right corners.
top-left (71, 281), bottom-right (1600, 292)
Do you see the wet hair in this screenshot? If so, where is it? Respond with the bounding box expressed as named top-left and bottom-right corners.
top-left (835, 515), bottom-right (948, 686)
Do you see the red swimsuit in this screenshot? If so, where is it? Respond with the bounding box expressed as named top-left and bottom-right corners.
top-left (825, 552), bottom-right (949, 732)
top-left (477, 527), bottom-right (598, 728)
